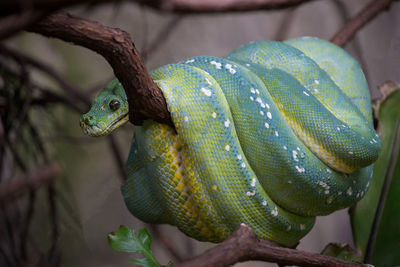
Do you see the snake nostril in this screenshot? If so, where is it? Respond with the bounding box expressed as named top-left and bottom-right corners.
top-left (83, 115), bottom-right (93, 125)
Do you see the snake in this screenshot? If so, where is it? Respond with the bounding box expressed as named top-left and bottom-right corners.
top-left (80, 37), bottom-right (380, 247)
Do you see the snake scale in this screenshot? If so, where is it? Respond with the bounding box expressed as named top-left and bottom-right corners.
top-left (80, 37), bottom-right (380, 247)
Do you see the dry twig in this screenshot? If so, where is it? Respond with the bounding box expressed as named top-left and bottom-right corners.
top-left (331, 0), bottom-right (394, 47)
top-left (0, 163), bottom-right (61, 200)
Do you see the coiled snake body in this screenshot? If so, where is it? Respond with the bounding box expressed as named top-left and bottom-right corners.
top-left (81, 37), bottom-right (380, 247)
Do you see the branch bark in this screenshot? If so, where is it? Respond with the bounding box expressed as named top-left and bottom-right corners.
top-left (28, 11), bottom-right (173, 126)
top-left (177, 224), bottom-right (363, 267)
top-left (330, 0), bottom-right (394, 47)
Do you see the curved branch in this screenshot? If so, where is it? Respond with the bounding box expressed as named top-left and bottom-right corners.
top-left (177, 224), bottom-right (363, 267)
top-left (330, 0), bottom-right (394, 47)
top-left (28, 11), bottom-right (173, 126)
top-left (1, 0), bottom-right (315, 14)
top-left (142, 0), bottom-right (315, 13)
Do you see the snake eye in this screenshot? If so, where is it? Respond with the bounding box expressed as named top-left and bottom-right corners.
top-left (109, 99), bottom-right (120, 112)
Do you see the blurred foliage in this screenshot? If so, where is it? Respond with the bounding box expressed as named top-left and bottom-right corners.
top-left (351, 81), bottom-right (400, 266)
top-left (321, 243), bottom-right (362, 263)
top-left (108, 225), bottom-right (171, 267)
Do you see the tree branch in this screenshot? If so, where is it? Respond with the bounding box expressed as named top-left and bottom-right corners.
top-left (28, 11), bottom-right (173, 127)
top-left (0, 163), bottom-right (61, 200)
top-left (0, 10), bottom-right (48, 40)
top-left (141, 0), bottom-right (315, 13)
top-left (0, 0), bottom-right (315, 14)
top-left (177, 224), bottom-right (363, 267)
top-left (330, 0), bottom-right (394, 47)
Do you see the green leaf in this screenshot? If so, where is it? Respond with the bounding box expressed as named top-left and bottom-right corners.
top-left (130, 258), bottom-right (154, 267)
top-left (351, 81), bottom-right (400, 266)
top-left (108, 225), bottom-right (162, 267)
top-left (321, 243), bottom-right (362, 263)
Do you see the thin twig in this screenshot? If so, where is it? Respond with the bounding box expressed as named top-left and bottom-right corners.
top-left (148, 224), bottom-right (184, 263)
top-left (0, 44), bottom-right (90, 106)
top-left (0, 0), bottom-right (315, 14)
top-left (177, 224), bottom-right (363, 267)
top-left (0, 10), bottom-right (48, 40)
top-left (0, 163), bottom-right (61, 200)
top-left (331, 0), bottom-right (394, 47)
top-left (141, 15), bottom-right (184, 61)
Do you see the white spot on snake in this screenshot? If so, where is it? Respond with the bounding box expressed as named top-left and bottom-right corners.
top-left (297, 147), bottom-right (300, 151)
top-left (250, 96), bottom-right (254, 101)
top-left (185, 59), bottom-right (195, 63)
top-left (326, 168), bottom-right (332, 173)
top-left (292, 150), bottom-right (299, 162)
top-left (275, 131), bottom-right (279, 136)
top-left (295, 165), bottom-right (305, 173)
top-left (260, 103), bottom-right (266, 109)
top-left (288, 180), bottom-right (292, 184)
top-left (265, 103), bottom-right (270, 109)
top-left (224, 119), bottom-right (230, 128)
top-left (337, 127), bottom-right (340, 131)
top-left (286, 225), bottom-right (291, 231)
top-left (349, 151), bottom-right (354, 155)
top-left (314, 79), bottom-right (320, 84)
top-left (256, 97), bottom-right (262, 104)
top-left (325, 190), bottom-right (330, 195)
top-left (212, 112), bottom-right (217, 118)
top-left (225, 145), bottom-right (230, 151)
top-left (260, 111), bottom-right (264, 116)
top-left (264, 122), bottom-right (270, 128)
top-left (201, 87), bottom-right (212, 96)
top-left (237, 154), bottom-right (242, 160)
top-left (210, 60), bottom-right (222, 69)
top-left (246, 190), bottom-right (255, 197)
top-left (241, 162), bottom-right (246, 168)
top-left (267, 112), bottom-right (272, 119)
top-left (246, 63), bottom-right (250, 67)
top-left (262, 200), bottom-right (267, 206)
top-left (250, 88), bottom-right (256, 94)
top-left (271, 206), bottom-right (278, 216)
top-left (184, 116), bottom-right (189, 122)
top-left (347, 187), bottom-right (353, 196)
top-left (205, 78), bottom-right (213, 85)
top-left (255, 89), bottom-right (260, 95)
top-left (314, 89), bottom-right (319, 93)
top-left (251, 178), bottom-right (256, 187)
top-left (303, 91), bottom-right (310, 96)
top-left (225, 63), bottom-right (236, 74)
top-left (283, 146), bottom-right (287, 150)
top-left (300, 224), bottom-right (306, 230)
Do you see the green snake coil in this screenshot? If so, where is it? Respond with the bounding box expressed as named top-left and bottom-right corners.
top-left (80, 37), bottom-right (380, 247)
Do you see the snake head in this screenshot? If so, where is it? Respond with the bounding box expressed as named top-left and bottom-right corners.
top-left (80, 79), bottom-right (129, 137)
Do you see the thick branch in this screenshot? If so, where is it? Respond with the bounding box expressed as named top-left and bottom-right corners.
top-left (29, 12), bottom-right (172, 126)
top-left (177, 224), bottom-right (363, 267)
top-left (0, 163), bottom-right (61, 200)
top-left (330, 0), bottom-right (394, 47)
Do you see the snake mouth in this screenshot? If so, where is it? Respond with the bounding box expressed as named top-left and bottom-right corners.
top-left (83, 114), bottom-right (129, 137)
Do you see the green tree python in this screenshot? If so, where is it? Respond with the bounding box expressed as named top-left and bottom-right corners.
top-left (80, 37), bottom-right (380, 247)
